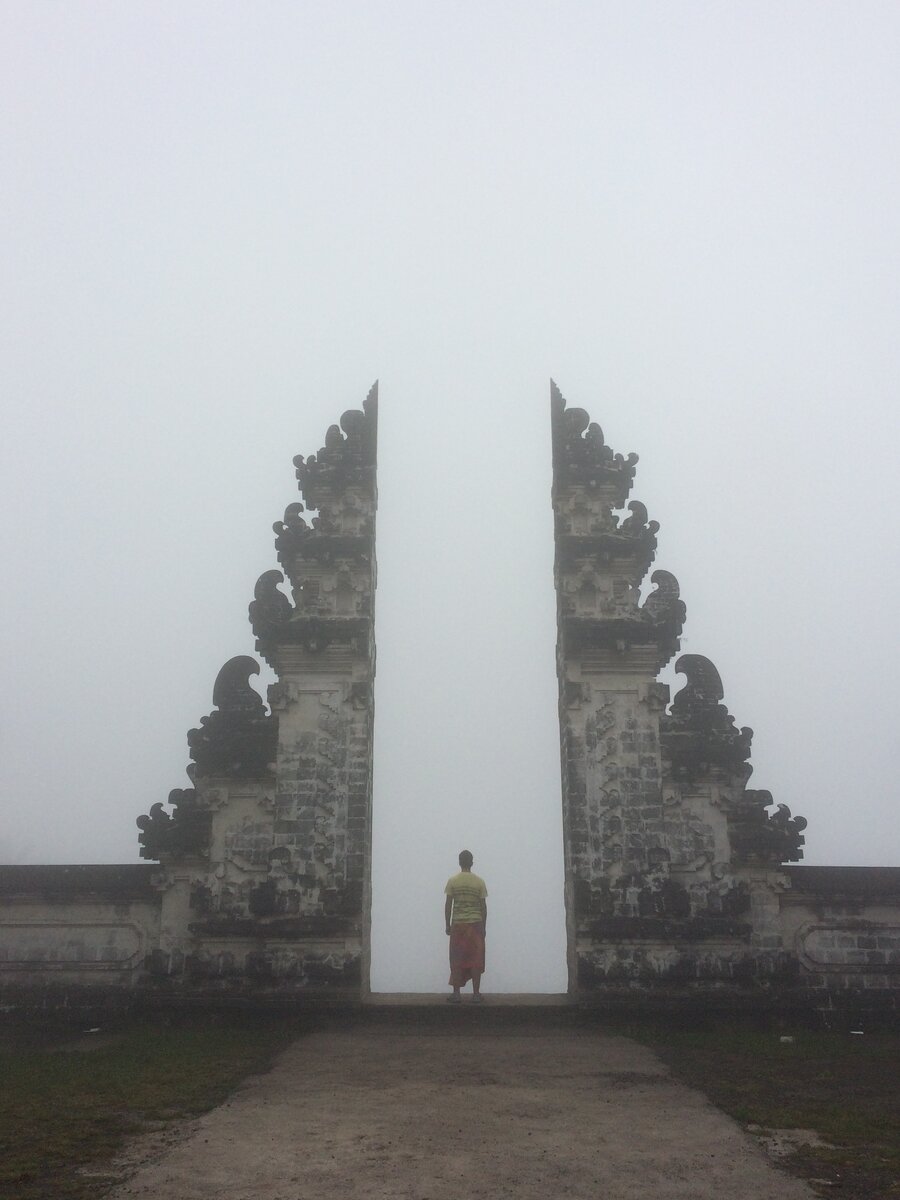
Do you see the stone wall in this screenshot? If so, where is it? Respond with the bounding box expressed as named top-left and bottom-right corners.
top-left (779, 866), bottom-right (900, 1022)
top-left (0, 866), bottom-right (160, 1011)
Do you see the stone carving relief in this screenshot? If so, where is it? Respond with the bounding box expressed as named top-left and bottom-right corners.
top-left (137, 656), bottom-right (275, 864)
top-left (137, 788), bottom-right (210, 861)
top-left (272, 503), bottom-right (312, 560)
top-left (619, 500), bottom-right (660, 549)
top-left (248, 571), bottom-right (293, 657)
top-left (554, 491), bottom-right (618, 537)
top-left (641, 570), bottom-right (685, 629)
top-left (732, 790), bottom-right (808, 864)
top-left (662, 655), bottom-right (753, 783)
top-left (188, 656), bottom-right (277, 779)
top-left (797, 921), bottom-right (900, 973)
top-left (293, 388), bottom-right (378, 516)
top-left (0, 922), bottom-right (144, 969)
top-left (550, 381), bottom-right (639, 503)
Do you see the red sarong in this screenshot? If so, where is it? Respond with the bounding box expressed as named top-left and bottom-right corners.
top-left (448, 921), bottom-right (485, 987)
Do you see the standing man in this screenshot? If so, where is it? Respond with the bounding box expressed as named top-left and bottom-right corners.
top-left (444, 850), bottom-right (488, 1003)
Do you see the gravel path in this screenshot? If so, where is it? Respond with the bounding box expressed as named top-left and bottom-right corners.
top-left (107, 1020), bottom-right (815, 1199)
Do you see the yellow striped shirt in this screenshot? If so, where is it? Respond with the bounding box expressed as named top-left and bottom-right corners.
top-left (444, 871), bottom-right (488, 923)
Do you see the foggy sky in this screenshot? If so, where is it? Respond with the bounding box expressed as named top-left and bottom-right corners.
top-left (1, 3), bottom-right (898, 993)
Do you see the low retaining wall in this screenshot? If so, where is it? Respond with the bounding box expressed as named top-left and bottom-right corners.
top-left (779, 866), bottom-right (900, 1025)
top-left (1, 864), bottom-right (898, 1024)
top-left (0, 865), bottom-right (161, 1017)
top-left (0, 865), bottom-right (364, 1015)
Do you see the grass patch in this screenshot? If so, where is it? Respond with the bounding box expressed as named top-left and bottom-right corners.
top-left (0, 1012), bottom-right (300, 1200)
top-left (626, 1021), bottom-right (900, 1199)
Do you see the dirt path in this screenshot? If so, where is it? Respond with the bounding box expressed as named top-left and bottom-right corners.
top-left (107, 1020), bottom-right (815, 1200)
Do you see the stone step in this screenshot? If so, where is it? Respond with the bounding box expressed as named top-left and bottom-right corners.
top-left (358, 992), bottom-right (585, 1029)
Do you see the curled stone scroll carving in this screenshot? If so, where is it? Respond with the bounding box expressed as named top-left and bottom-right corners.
top-left (272, 503), bottom-right (312, 559)
top-left (731, 791), bottom-right (808, 864)
top-left (551, 380), bottom-right (638, 505)
top-left (294, 385), bottom-right (378, 511)
top-left (249, 571), bottom-right (294, 663)
top-left (188, 657), bottom-right (277, 780)
top-left (249, 570), bottom-right (292, 631)
top-left (642, 570), bottom-right (681, 619)
top-left (764, 802), bottom-right (807, 862)
top-left (619, 501), bottom-right (660, 548)
top-left (662, 654), bottom-right (753, 783)
top-left (641, 569), bottom-right (686, 651)
top-left (137, 789), bottom-right (211, 861)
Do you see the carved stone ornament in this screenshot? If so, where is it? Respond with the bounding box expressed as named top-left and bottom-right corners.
top-left (551, 380), bottom-right (638, 505)
top-left (187, 656), bottom-right (277, 779)
top-left (732, 790), bottom-right (808, 864)
top-left (248, 571), bottom-right (294, 657)
top-left (136, 788), bottom-right (211, 861)
top-left (642, 570), bottom-right (685, 626)
top-left (640, 569), bottom-right (686, 660)
top-left (293, 382), bottom-right (378, 510)
top-left (272, 503), bottom-right (312, 560)
top-left (662, 654), bottom-right (753, 782)
top-left (619, 501), bottom-right (660, 548)
top-left (292, 616), bottom-right (334, 654)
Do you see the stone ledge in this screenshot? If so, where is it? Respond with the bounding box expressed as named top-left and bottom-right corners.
top-left (784, 866), bottom-right (900, 897)
top-left (583, 916), bottom-right (753, 941)
top-left (0, 865), bottom-right (159, 903)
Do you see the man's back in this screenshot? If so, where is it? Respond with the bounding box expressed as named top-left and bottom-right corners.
top-left (444, 871), bottom-right (488, 923)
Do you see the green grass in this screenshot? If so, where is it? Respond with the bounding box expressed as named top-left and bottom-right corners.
top-left (626, 1022), bottom-right (900, 1199)
top-left (0, 1013), bottom-right (300, 1200)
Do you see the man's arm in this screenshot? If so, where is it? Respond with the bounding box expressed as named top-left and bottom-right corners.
top-left (480, 898), bottom-right (487, 932)
top-left (445, 895), bottom-right (453, 935)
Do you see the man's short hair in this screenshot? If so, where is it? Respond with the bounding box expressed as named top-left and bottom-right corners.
top-left (459, 850), bottom-right (474, 868)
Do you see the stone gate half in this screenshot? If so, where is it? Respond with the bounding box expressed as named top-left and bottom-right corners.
top-left (136, 384), bottom-right (379, 998)
top-left (551, 382), bottom-right (899, 1019)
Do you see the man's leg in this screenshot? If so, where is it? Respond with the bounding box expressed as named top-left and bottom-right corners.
top-left (471, 922), bottom-right (485, 998)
